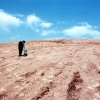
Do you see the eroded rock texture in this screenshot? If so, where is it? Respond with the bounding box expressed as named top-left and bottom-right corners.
top-left (0, 40), bottom-right (100, 100)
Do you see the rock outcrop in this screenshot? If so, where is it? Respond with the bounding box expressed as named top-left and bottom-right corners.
top-left (0, 40), bottom-right (100, 100)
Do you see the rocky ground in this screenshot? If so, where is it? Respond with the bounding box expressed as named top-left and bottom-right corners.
top-left (0, 39), bottom-right (100, 100)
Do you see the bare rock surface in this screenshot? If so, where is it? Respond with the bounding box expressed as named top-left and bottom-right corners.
top-left (0, 39), bottom-right (100, 100)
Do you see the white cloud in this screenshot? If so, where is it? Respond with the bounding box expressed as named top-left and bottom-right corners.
top-left (26, 14), bottom-right (53, 32)
top-left (40, 22), bottom-right (53, 28)
top-left (57, 21), bottom-right (67, 25)
top-left (15, 14), bottom-right (24, 17)
top-left (26, 14), bottom-right (42, 32)
top-left (41, 30), bottom-right (56, 36)
top-left (26, 14), bottom-right (41, 26)
top-left (0, 9), bottom-right (23, 32)
top-left (62, 22), bottom-right (100, 39)
top-left (62, 21), bottom-right (65, 24)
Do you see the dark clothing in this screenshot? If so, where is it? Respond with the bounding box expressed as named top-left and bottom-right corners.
top-left (18, 41), bottom-right (25, 56)
top-left (18, 47), bottom-right (23, 56)
top-left (18, 41), bottom-right (24, 48)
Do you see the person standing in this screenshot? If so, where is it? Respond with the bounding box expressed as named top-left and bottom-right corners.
top-left (18, 40), bottom-right (25, 56)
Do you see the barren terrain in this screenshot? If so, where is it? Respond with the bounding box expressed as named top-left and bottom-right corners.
top-left (0, 39), bottom-right (100, 100)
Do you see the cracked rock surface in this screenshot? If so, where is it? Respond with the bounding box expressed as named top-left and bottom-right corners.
top-left (0, 40), bottom-right (100, 100)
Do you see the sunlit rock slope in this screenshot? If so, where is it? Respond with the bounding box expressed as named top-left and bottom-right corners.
top-left (0, 39), bottom-right (100, 100)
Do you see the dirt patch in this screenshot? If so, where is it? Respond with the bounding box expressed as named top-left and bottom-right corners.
top-left (67, 72), bottom-right (83, 100)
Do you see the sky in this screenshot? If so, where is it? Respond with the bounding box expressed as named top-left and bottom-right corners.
top-left (0, 0), bottom-right (100, 43)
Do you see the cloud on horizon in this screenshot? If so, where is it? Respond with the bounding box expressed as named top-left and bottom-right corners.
top-left (1, 9), bottom-right (100, 40)
top-left (26, 14), bottom-right (53, 32)
top-left (26, 14), bottom-right (41, 26)
top-left (15, 14), bottom-right (24, 17)
top-left (62, 22), bottom-right (100, 39)
top-left (0, 10), bottom-right (53, 33)
top-left (40, 22), bottom-right (53, 28)
top-left (41, 30), bottom-right (56, 36)
top-left (0, 9), bottom-right (23, 32)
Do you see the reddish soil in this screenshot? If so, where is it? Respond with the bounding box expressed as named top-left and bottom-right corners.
top-left (0, 39), bottom-right (100, 100)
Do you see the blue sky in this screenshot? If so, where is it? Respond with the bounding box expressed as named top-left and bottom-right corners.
top-left (0, 0), bottom-right (100, 43)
